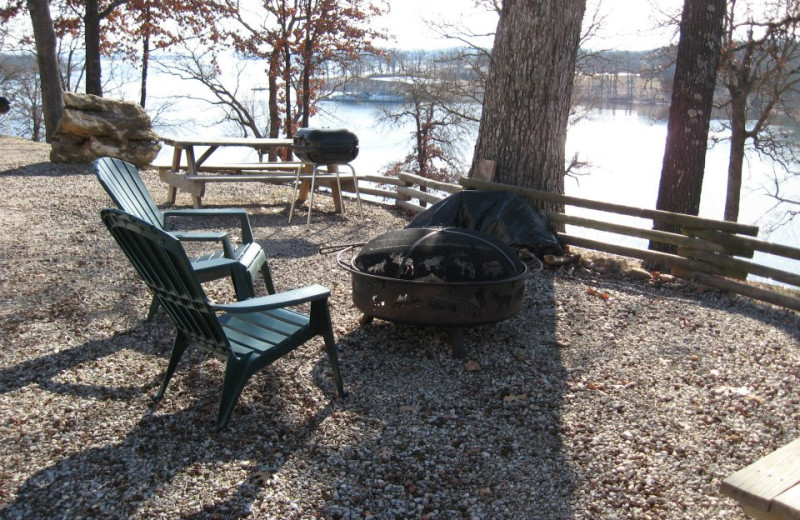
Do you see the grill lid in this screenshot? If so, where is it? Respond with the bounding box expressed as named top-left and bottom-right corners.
top-left (354, 227), bottom-right (524, 283)
top-left (293, 128), bottom-right (359, 164)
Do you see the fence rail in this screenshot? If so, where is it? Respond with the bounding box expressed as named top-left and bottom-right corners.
top-left (336, 173), bottom-right (800, 311)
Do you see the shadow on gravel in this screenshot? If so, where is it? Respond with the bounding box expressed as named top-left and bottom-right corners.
top-left (0, 162), bottom-right (92, 177)
top-left (0, 395), bottom-right (338, 519)
top-left (0, 319), bottom-right (166, 397)
top-left (307, 269), bottom-right (575, 518)
top-left (1, 320), bottom-right (342, 519)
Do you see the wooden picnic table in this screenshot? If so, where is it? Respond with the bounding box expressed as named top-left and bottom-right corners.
top-left (158, 136), bottom-right (298, 207)
top-left (162, 136), bottom-right (294, 174)
top-left (156, 137), bottom-right (364, 224)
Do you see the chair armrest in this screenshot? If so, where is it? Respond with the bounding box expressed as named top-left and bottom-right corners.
top-left (210, 284), bottom-right (330, 313)
top-left (193, 258), bottom-right (253, 299)
top-left (162, 208), bottom-right (255, 244)
top-left (171, 231), bottom-right (235, 259)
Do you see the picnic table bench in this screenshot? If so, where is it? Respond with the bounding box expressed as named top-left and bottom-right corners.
top-left (721, 437), bottom-right (800, 519)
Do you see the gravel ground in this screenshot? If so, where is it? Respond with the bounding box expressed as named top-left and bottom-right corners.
top-left (0, 135), bottom-right (798, 520)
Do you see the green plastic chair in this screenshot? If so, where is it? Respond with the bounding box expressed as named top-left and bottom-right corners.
top-left (94, 157), bottom-right (275, 319)
top-left (101, 208), bottom-right (345, 429)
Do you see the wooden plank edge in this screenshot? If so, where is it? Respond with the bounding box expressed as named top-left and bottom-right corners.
top-left (396, 200), bottom-right (425, 214)
top-left (460, 177), bottom-right (759, 236)
top-left (721, 438), bottom-right (800, 517)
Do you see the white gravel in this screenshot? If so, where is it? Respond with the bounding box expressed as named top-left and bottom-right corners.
top-left (0, 135), bottom-right (798, 519)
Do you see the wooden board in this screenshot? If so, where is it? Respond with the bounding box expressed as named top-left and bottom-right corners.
top-left (774, 484), bottom-right (800, 520)
top-left (721, 438), bottom-right (800, 519)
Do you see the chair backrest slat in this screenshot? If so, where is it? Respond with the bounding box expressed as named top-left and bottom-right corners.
top-left (95, 157), bottom-right (166, 229)
top-left (102, 208), bottom-right (229, 357)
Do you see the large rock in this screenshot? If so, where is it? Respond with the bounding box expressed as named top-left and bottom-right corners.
top-left (50, 92), bottom-right (161, 167)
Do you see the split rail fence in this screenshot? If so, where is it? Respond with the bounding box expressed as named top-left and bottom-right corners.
top-left (334, 172), bottom-right (800, 311)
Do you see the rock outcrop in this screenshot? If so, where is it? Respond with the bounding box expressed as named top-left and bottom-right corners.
top-left (50, 92), bottom-right (161, 167)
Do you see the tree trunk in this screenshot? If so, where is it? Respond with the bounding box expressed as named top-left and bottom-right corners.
top-left (26, 0), bottom-right (63, 142)
top-left (470, 0), bottom-right (586, 213)
top-left (724, 94), bottom-right (748, 222)
top-left (139, 16), bottom-right (151, 108)
top-left (651, 0), bottom-right (725, 255)
top-left (283, 48), bottom-right (293, 137)
top-left (268, 50), bottom-right (281, 138)
top-left (84, 0), bottom-right (103, 96)
top-left (300, 0), bottom-right (312, 128)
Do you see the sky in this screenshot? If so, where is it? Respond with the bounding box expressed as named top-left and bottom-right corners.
top-left (374, 0), bottom-right (683, 51)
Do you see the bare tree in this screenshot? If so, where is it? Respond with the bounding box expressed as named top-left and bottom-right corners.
top-left (157, 46), bottom-right (270, 137)
top-left (379, 55), bottom-right (472, 182)
top-left (716, 0), bottom-right (800, 223)
top-left (0, 52), bottom-right (46, 140)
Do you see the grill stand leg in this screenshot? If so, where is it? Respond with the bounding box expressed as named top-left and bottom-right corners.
top-left (449, 328), bottom-right (466, 358)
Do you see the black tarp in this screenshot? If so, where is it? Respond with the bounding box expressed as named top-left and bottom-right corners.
top-left (406, 190), bottom-right (564, 258)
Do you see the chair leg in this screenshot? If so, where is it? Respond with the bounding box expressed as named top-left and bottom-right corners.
top-left (216, 355), bottom-right (253, 430)
top-left (261, 262), bottom-right (276, 295)
top-left (312, 300), bottom-right (346, 398)
top-left (146, 295), bottom-right (160, 321)
top-left (155, 332), bottom-right (190, 401)
top-left (323, 325), bottom-right (346, 399)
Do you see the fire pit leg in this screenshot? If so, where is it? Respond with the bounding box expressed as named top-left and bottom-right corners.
top-left (359, 314), bottom-right (374, 326)
top-left (449, 328), bottom-right (466, 358)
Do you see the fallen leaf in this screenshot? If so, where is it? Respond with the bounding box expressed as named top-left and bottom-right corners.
top-left (465, 360), bottom-right (481, 372)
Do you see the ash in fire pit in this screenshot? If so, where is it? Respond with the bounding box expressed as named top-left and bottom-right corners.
top-left (355, 227), bottom-right (521, 283)
top-left (338, 227), bottom-right (529, 357)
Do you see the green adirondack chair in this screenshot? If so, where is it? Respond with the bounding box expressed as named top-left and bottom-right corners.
top-left (94, 157), bottom-right (275, 319)
top-left (101, 208), bottom-right (345, 429)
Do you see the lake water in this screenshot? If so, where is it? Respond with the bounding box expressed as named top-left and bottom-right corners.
top-left (141, 76), bottom-right (798, 283)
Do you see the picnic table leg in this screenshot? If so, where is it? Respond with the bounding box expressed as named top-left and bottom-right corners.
top-left (298, 163), bottom-right (312, 201)
top-left (167, 147), bottom-right (182, 204)
top-left (167, 185), bottom-right (177, 204)
top-left (191, 180), bottom-right (205, 208)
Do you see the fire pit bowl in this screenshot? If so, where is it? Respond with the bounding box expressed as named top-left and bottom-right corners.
top-left (336, 227), bottom-right (529, 357)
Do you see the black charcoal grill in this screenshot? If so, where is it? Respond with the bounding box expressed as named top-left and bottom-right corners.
top-left (336, 227), bottom-right (529, 357)
top-left (293, 128), bottom-right (359, 164)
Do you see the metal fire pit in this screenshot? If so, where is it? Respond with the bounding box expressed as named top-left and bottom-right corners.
top-left (335, 227), bottom-right (529, 357)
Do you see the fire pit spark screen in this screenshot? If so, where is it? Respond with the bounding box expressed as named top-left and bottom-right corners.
top-left (336, 227), bottom-right (531, 357)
